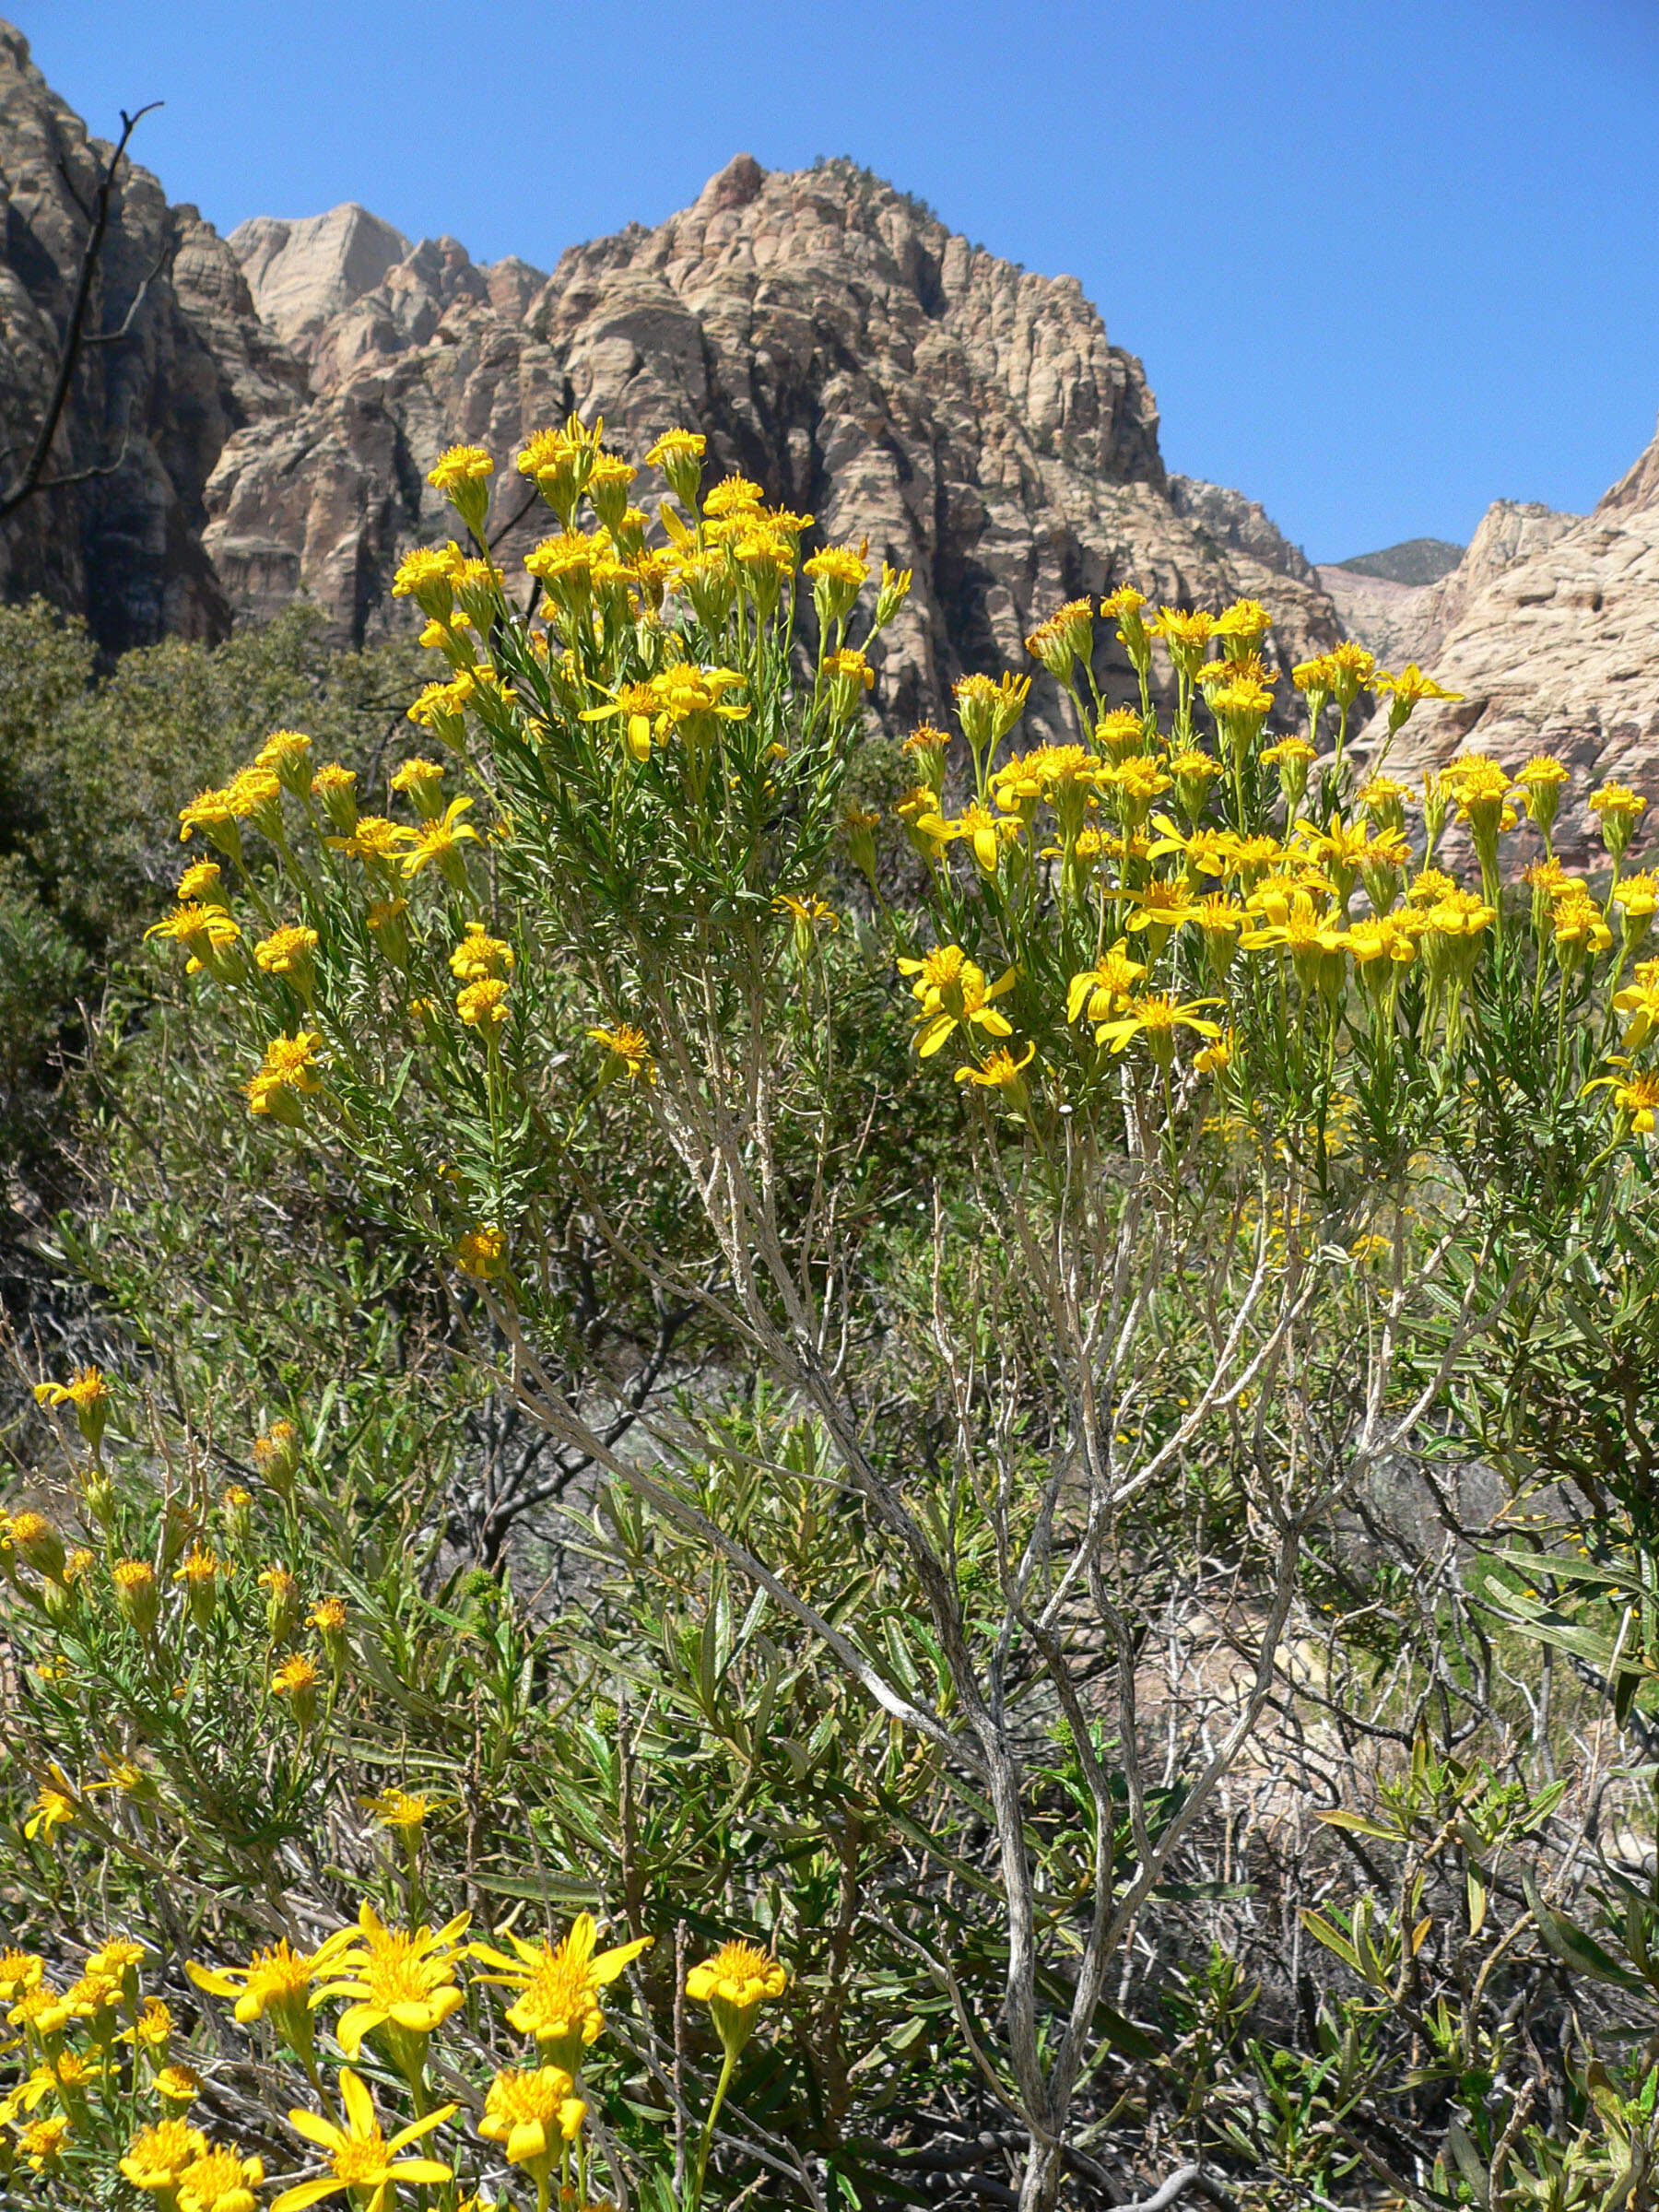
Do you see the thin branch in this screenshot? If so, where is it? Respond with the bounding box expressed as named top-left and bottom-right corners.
top-left (0, 100), bottom-right (162, 521)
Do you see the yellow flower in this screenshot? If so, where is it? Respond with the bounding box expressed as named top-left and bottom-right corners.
top-left (257, 727), bottom-right (313, 794)
top-left (1025, 596), bottom-right (1095, 679)
top-left (1374, 664), bottom-right (1462, 731)
top-left (1213, 597), bottom-right (1273, 651)
top-left (327, 814), bottom-right (402, 867)
top-left (1590, 779), bottom-right (1649, 861)
top-left (188, 1930), bottom-right (356, 2034)
top-left (253, 926), bottom-right (319, 994)
top-left (1194, 1028), bottom-right (1235, 1076)
top-left (112, 1558), bottom-right (160, 1633)
top-left (123, 2118), bottom-right (212, 2194)
top-left (1091, 994), bottom-right (1224, 1067)
top-left (644, 427), bottom-right (707, 509)
top-left (272, 2066), bottom-right (455, 2212)
top-left (174, 1546), bottom-right (221, 1629)
top-left (33, 1364), bottom-right (111, 1451)
top-left (7, 1508), bottom-right (65, 1579)
top-left (774, 892), bottom-right (839, 958)
top-left (393, 545), bottom-right (462, 620)
top-left (156, 2065), bottom-right (203, 2106)
top-left (363, 1787), bottom-right (429, 1835)
top-left (18, 2112), bottom-right (71, 2168)
top-left (391, 757), bottom-right (448, 818)
top-left (702, 473), bottom-right (765, 519)
top-left (396, 795), bottom-right (480, 884)
top-left (1324, 640), bottom-right (1376, 707)
top-left (472, 1912), bottom-right (653, 2068)
top-left (955, 1041), bottom-right (1035, 1110)
top-left (259, 1562), bottom-right (302, 1639)
top-left (177, 2145), bottom-right (265, 2212)
top-left (588, 1024), bottom-right (654, 1086)
top-left (147, 901), bottom-right (241, 978)
top-left (478, 2064), bottom-right (583, 2178)
top-left (1615, 974), bottom-right (1659, 1052)
top-left (246, 1031), bottom-right (324, 1122)
top-left (686, 1938), bottom-right (788, 2058)
top-left (23, 1777), bottom-right (76, 1843)
top-left (897, 945), bottom-right (1017, 1058)
top-left (456, 976), bottom-right (511, 1033)
top-left (450, 924), bottom-right (514, 984)
top-left (1552, 889), bottom-right (1613, 963)
top-left (804, 543), bottom-right (869, 625)
top-left (1148, 607), bottom-right (1214, 679)
top-left (456, 1227), bottom-right (509, 1278)
top-left (429, 444), bottom-right (494, 490)
top-left (312, 1902), bottom-right (471, 2062)
top-left (253, 1420), bottom-right (301, 1496)
top-left (953, 670), bottom-right (1030, 747)
top-left (0, 1947), bottom-right (43, 2000)
top-left (1586, 1066), bottom-right (1659, 1135)
top-left (272, 1653), bottom-right (322, 1733)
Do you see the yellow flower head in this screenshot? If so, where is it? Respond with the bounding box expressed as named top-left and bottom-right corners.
top-left (456, 1227), bottom-right (509, 1279)
top-left (0, 1947), bottom-right (43, 2000)
top-left (123, 2119), bottom-right (211, 2193)
top-left (157, 2064), bottom-right (203, 2105)
top-left (456, 976), bottom-right (511, 1033)
top-left (897, 945), bottom-right (1017, 1058)
top-left (257, 727), bottom-right (313, 794)
top-left (188, 1929), bottom-right (356, 2030)
top-left (254, 924), bottom-right (318, 991)
top-left (588, 1024), bottom-right (654, 1087)
top-left (364, 1787), bottom-right (429, 1834)
top-left (396, 795), bottom-right (480, 884)
top-left (273, 2067), bottom-right (455, 2212)
top-left (702, 474), bottom-right (765, 519)
top-left (686, 1939), bottom-right (788, 2059)
top-left (312, 1902), bottom-right (472, 2061)
top-left (471, 1912), bottom-right (653, 2066)
top-left (479, 2064), bottom-right (584, 2175)
top-left (429, 444), bottom-right (494, 490)
top-left (391, 757), bottom-right (448, 819)
top-left (246, 1032), bottom-right (324, 1122)
top-left (176, 2145), bottom-right (265, 2212)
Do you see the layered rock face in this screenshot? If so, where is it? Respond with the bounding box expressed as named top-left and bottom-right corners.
top-left (0, 24), bottom-right (304, 649)
top-left (1347, 479), bottom-right (1655, 867)
top-left (0, 21), bottom-right (1345, 714)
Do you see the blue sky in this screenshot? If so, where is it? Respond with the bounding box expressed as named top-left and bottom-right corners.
top-left (18, 0), bottom-right (1659, 561)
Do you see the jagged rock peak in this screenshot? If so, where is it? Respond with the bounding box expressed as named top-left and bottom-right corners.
top-left (229, 205), bottom-right (412, 350)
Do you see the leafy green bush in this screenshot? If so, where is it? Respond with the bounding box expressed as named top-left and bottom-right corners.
top-left (5, 419), bottom-right (1659, 2212)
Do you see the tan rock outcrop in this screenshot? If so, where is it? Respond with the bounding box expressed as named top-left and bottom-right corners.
top-left (203, 153), bottom-right (1342, 726)
top-left (1383, 474), bottom-right (1657, 869)
top-left (0, 25), bottom-right (1344, 710)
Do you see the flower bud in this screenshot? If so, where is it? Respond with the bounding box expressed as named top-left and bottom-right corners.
top-left (260, 1565), bottom-right (301, 1643)
top-left (10, 1512), bottom-right (65, 1583)
top-left (112, 1559), bottom-right (159, 1637)
top-left (252, 1420), bottom-right (300, 1503)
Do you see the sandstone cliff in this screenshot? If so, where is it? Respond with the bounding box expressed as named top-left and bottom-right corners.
top-left (203, 153), bottom-right (1343, 726)
top-left (1365, 478), bottom-right (1655, 867)
top-left (0, 24), bottom-right (1344, 729)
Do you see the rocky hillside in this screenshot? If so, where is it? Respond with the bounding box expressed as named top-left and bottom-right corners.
top-left (0, 23), bottom-right (1340, 725)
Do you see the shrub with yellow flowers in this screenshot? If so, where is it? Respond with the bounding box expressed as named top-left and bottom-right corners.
top-left (8, 405), bottom-right (1659, 2212)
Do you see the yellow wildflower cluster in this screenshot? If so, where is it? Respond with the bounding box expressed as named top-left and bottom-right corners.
top-left (891, 583), bottom-right (1653, 1115)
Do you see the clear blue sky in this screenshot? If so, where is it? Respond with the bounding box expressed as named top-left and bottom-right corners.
top-left (16, 0), bottom-right (1659, 562)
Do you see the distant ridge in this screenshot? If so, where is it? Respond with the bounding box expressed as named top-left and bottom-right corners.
top-left (1333, 537), bottom-right (1465, 586)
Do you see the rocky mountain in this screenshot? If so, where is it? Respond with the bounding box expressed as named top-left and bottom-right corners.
top-left (0, 22), bottom-right (1341, 727)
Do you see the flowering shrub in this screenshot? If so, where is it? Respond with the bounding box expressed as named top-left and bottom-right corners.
top-left (6, 412), bottom-right (1659, 2208)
